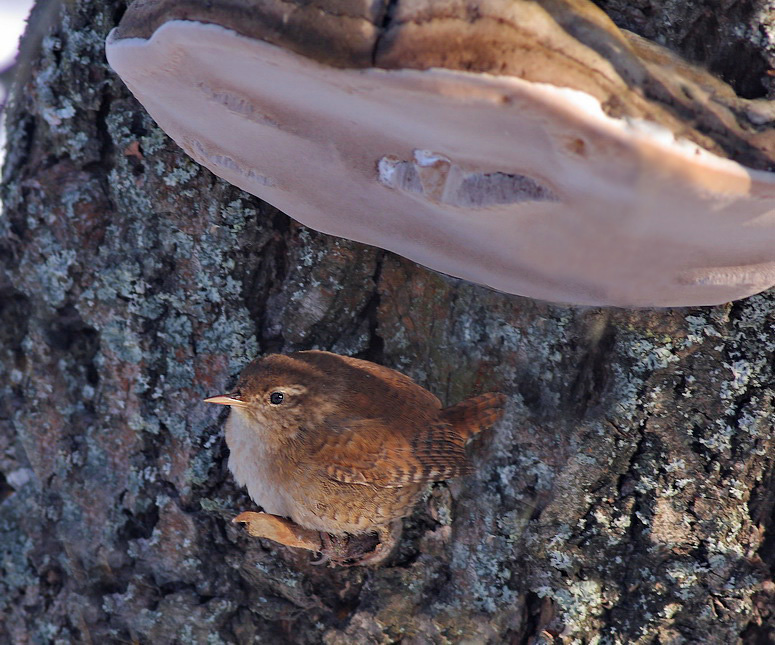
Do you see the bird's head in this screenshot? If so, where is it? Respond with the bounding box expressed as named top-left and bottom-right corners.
top-left (205, 352), bottom-right (339, 440)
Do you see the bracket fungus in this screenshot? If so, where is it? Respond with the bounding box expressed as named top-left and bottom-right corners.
top-left (106, 0), bottom-right (775, 306)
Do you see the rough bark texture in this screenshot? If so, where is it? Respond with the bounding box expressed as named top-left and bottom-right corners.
top-left (1, 1), bottom-right (774, 643)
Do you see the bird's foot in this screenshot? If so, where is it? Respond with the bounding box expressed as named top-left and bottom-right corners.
top-left (310, 532), bottom-right (334, 565)
top-left (232, 512), bottom-right (402, 567)
top-left (321, 521), bottom-right (402, 567)
top-left (345, 521), bottom-right (403, 566)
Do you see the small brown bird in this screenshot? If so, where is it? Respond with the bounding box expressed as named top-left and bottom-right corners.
top-left (205, 350), bottom-right (505, 565)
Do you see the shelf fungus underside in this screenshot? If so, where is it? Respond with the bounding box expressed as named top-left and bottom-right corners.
top-left (106, 0), bottom-right (775, 306)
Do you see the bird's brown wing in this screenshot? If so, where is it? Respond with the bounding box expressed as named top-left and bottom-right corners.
top-left (325, 353), bottom-right (442, 411)
top-left (309, 419), bottom-right (472, 488)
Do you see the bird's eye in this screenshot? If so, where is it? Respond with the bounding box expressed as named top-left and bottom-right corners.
top-left (269, 392), bottom-right (284, 405)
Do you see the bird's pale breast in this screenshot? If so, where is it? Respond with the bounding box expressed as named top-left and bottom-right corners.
top-left (225, 410), bottom-right (295, 519)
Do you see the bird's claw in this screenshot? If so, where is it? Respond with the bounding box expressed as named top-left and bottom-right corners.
top-left (233, 512), bottom-right (399, 567)
top-left (310, 551), bottom-right (331, 565)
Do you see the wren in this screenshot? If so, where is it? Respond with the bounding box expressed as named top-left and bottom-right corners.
top-left (205, 350), bottom-right (505, 565)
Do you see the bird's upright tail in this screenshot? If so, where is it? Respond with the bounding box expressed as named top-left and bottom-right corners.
top-left (441, 392), bottom-right (507, 442)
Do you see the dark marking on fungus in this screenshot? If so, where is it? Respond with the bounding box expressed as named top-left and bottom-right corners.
top-left (378, 151), bottom-right (559, 207)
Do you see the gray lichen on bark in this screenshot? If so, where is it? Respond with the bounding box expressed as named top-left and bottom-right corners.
top-left (1, 0), bottom-right (774, 643)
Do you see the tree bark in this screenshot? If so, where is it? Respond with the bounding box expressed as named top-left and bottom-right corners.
top-left (1, 1), bottom-right (774, 643)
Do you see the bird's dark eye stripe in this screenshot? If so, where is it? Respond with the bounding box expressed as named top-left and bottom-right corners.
top-left (269, 392), bottom-right (284, 405)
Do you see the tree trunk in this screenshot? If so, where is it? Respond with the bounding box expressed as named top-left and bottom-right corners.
top-left (1, 1), bottom-right (773, 642)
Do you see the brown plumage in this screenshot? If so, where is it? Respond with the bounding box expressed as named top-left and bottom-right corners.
top-left (206, 350), bottom-right (505, 564)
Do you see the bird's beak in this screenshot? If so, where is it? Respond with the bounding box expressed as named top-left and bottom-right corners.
top-left (204, 394), bottom-right (248, 408)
